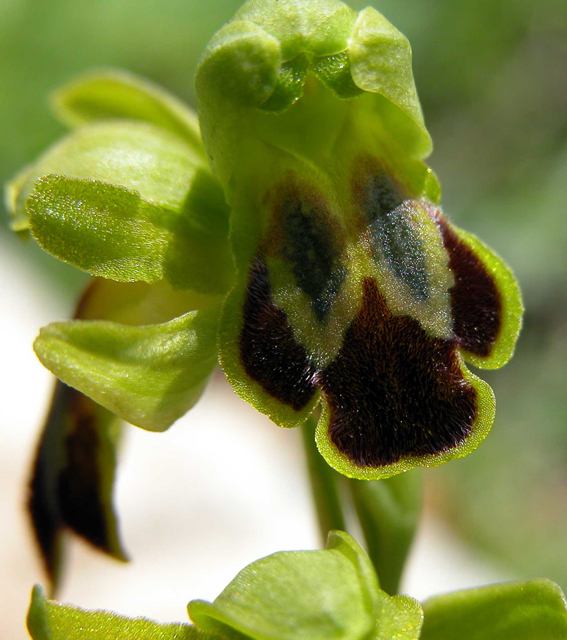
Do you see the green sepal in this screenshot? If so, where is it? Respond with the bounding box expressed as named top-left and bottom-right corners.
top-left (420, 579), bottom-right (567, 640)
top-left (27, 585), bottom-right (217, 640)
top-left (189, 530), bottom-right (423, 640)
top-left (348, 7), bottom-right (432, 160)
top-left (196, 1), bottom-right (432, 188)
top-left (34, 304), bottom-right (221, 432)
top-left (4, 161), bottom-right (35, 234)
top-left (195, 19), bottom-right (281, 185)
top-left (51, 69), bottom-right (204, 153)
top-left (234, 1), bottom-right (356, 60)
top-left (349, 470), bottom-right (422, 596)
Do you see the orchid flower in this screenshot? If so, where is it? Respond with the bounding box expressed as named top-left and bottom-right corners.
top-left (7, 0), bottom-right (522, 583)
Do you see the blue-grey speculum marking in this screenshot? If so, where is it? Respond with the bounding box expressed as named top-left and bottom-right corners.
top-left (366, 176), bottom-right (429, 301)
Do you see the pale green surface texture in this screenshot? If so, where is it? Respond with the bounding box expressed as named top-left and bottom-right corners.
top-left (52, 69), bottom-right (204, 153)
top-left (15, 121), bottom-right (204, 228)
top-left (349, 7), bottom-right (431, 159)
top-left (27, 585), bottom-right (215, 640)
top-left (27, 171), bottom-right (232, 294)
top-left (34, 305), bottom-right (221, 432)
top-left (420, 579), bottom-right (567, 640)
top-left (189, 531), bottom-right (422, 640)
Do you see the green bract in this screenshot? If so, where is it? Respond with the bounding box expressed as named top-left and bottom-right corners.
top-left (7, 0), bottom-right (523, 583)
top-left (28, 532), bottom-right (424, 640)
top-left (27, 537), bottom-right (567, 639)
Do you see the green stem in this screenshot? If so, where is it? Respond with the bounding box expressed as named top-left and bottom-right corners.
top-left (301, 414), bottom-right (346, 542)
top-left (348, 470), bottom-right (423, 595)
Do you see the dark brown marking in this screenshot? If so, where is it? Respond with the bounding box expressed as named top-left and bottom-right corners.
top-left (240, 258), bottom-right (317, 411)
top-left (28, 387), bottom-right (63, 582)
top-left (267, 177), bottom-right (346, 321)
top-left (57, 388), bottom-right (114, 553)
top-left (28, 381), bottom-right (121, 584)
top-left (436, 215), bottom-right (502, 357)
top-left (320, 278), bottom-right (478, 467)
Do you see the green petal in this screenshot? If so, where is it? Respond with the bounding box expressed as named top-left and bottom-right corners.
top-left (34, 304), bottom-right (221, 432)
top-left (19, 122), bottom-right (204, 215)
top-left (51, 69), bottom-right (203, 153)
top-left (188, 531), bottom-right (382, 640)
top-left (349, 7), bottom-right (431, 159)
top-left (27, 585), bottom-right (215, 640)
top-left (16, 121), bottom-right (231, 293)
top-left (420, 579), bottom-right (567, 640)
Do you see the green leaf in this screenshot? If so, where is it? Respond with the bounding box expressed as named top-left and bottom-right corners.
top-left (27, 585), bottom-right (217, 640)
top-left (52, 69), bottom-right (204, 153)
top-left (189, 531), bottom-right (381, 640)
top-left (189, 531), bottom-right (421, 640)
top-left (349, 471), bottom-right (422, 596)
top-left (420, 579), bottom-right (567, 640)
top-left (33, 304), bottom-right (221, 432)
top-left (374, 595), bottom-right (423, 640)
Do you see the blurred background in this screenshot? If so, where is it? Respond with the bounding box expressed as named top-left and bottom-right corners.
top-left (1, 0), bottom-right (566, 637)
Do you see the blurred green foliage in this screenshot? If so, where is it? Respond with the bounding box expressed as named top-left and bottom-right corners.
top-left (2, 0), bottom-right (567, 588)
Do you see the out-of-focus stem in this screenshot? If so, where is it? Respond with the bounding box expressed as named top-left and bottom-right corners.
top-left (348, 470), bottom-right (423, 595)
top-left (301, 413), bottom-right (346, 542)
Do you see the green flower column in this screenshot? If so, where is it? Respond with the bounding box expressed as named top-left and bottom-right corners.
top-left (196, 0), bottom-right (523, 480)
